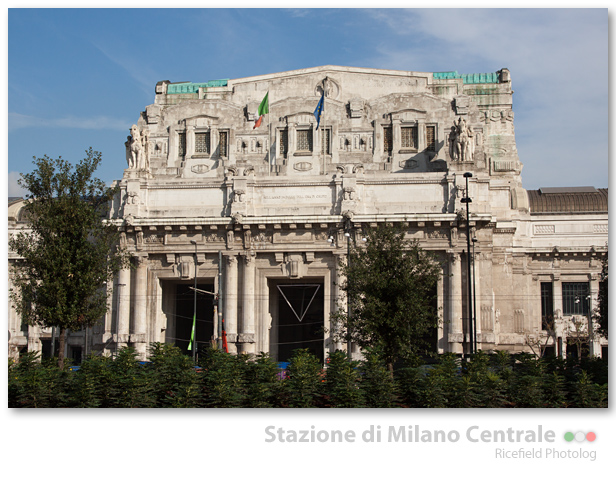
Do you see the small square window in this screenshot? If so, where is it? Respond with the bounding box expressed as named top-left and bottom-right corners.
top-left (401, 126), bottom-right (418, 150)
top-left (297, 129), bottom-right (313, 152)
top-left (195, 132), bottom-right (210, 154)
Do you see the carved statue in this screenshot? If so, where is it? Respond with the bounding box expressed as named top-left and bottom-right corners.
top-left (450, 117), bottom-right (474, 162)
top-left (125, 124), bottom-right (149, 171)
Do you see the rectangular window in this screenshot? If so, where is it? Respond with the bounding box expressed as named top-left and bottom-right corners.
top-left (219, 131), bottom-right (228, 157)
top-left (383, 126), bottom-right (392, 154)
top-left (297, 129), bottom-right (313, 152)
top-left (562, 282), bottom-right (589, 316)
top-left (540, 282), bottom-right (554, 330)
top-left (321, 129), bottom-right (331, 155)
top-left (178, 132), bottom-right (186, 157)
top-left (279, 129), bottom-right (288, 156)
top-left (401, 126), bottom-right (418, 149)
top-left (426, 125), bottom-right (436, 151)
top-left (195, 132), bottom-right (210, 154)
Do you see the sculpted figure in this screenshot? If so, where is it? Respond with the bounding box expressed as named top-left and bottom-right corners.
top-left (451, 117), bottom-right (474, 162)
top-left (126, 124), bottom-right (147, 170)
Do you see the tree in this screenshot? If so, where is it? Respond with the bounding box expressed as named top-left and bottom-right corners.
top-left (595, 249), bottom-right (608, 339)
top-left (9, 149), bottom-right (127, 369)
top-left (333, 225), bottom-right (442, 372)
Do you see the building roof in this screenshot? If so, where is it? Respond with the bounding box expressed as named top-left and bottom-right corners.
top-left (527, 188), bottom-right (608, 214)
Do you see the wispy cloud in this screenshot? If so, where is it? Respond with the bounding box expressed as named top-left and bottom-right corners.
top-left (91, 42), bottom-right (158, 98)
top-left (8, 112), bottom-right (129, 132)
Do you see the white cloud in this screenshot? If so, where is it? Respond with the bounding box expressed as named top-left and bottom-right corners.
top-left (8, 112), bottom-right (129, 131)
top-left (8, 171), bottom-right (29, 197)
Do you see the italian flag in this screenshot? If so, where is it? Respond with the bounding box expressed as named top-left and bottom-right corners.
top-left (253, 92), bottom-right (269, 129)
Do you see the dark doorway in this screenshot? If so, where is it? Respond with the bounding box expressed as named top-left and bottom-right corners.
top-left (276, 283), bottom-right (324, 363)
top-left (175, 283), bottom-right (215, 355)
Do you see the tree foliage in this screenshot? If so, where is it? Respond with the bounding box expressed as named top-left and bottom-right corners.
top-left (333, 225), bottom-right (442, 370)
top-left (9, 149), bottom-right (128, 368)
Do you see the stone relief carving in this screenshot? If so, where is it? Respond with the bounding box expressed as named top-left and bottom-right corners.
top-left (315, 76), bottom-right (340, 99)
top-left (348, 98), bottom-right (365, 118)
top-left (343, 186), bottom-right (356, 201)
top-left (232, 212), bottom-right (243, 224)
top-left (145, 234), bottom-right (163, 244)
top-left (232, 189), bottom-right (246, 203)
top-left (206, 233), bottom-right (224, 243)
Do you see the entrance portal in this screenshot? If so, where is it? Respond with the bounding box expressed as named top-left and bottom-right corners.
top-left (174, 283), bottom-right (215, 355)
top-left (273, 282), bottom-right (324, 363)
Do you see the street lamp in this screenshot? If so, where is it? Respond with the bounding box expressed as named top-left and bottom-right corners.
top-left (460, 172), bottom-right (474, 355)
top-left (472, 236), bottom-right (478, 353)
top-left (344, 220), bottom-right (352, 360)
top-left (190, 239), bottom-right (198, 363)
top-left (587, 294), bottom-right (594, 357)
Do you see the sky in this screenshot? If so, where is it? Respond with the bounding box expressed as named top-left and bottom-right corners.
top-left (6, 8), bottom-right (609, 197)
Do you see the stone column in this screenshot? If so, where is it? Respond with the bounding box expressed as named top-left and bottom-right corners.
top-left (449, 252), bottom-right (463, 354)
top-left (240, 253), bottom-right (256, 354)
top-left (589, 275), bottom-right (601, 358)
top-left (333, 253), bottom-right (346, 350)
top-left (259, 273), bottom-right (270, 353)
top-left (116, 264), bottom-right (131, 349)
top-left (132, 255), bottom-right (148, 360)
top-left (225, 255), bottom-right (238, 354)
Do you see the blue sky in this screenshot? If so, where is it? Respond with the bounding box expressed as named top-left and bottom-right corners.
top-left (7, 8), bottom-right (609, 196)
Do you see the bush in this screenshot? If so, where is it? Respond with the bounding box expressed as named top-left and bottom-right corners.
top-left (323, 350), bottom-right (364, 408)
top-left (359, 350), bottom-right (396, 408)
top-left (200, 347), bottom-right (247, 408)
top-left (284, 349), bottom-right (323, 408)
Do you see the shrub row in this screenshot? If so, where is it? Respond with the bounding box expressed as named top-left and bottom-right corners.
top-left (8, 344), bottom-right (607, 408)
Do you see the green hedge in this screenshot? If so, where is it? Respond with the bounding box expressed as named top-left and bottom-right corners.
top-left (8, 345), bottom-right (608, 408)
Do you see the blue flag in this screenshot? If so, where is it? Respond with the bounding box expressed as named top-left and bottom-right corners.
top-left (314, 93), bottom-right (324, 130)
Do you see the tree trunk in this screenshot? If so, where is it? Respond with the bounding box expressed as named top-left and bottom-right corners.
top-left (58, 327), bottom-right (66, 369)
top-left (387, 362), bottom-right (394, 377)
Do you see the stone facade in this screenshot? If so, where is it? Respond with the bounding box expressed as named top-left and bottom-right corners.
top-left (8, 66), bottom-right (608, 362)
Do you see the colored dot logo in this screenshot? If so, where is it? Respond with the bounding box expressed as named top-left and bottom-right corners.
top-left (564, 431), bottom-right (596, 442)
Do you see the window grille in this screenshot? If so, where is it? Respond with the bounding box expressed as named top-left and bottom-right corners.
top-left (562, 282), bottom-right (589, 316)
top-left (195, 132), bottom-right (210, 154)
top-left (426, 125), bottom-right (436, 151)
top-left (383, 126), bottom-right (392, 154)
top-left (219, 131), bottom-right (228, 157)
top-left (279, 129), bottom-right (288, 156)
top-left (540, 282), bottom-right (554, 330)
top-left (297, 129), bottom-right (312, 152)
top-left (401, 126), bottom-right (418, 149)
top-left (178, 132), bottom-right (186, 157)
top-left (321, 129), bottom-right (331, 155)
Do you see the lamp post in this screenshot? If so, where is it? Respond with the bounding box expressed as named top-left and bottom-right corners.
top-left (587, 294), bottom-right (594, 357)
top-left (115, 283), bottom-right (125, 359)
top-left (344, 219), bottom-right (352, 360)
top-left (217, 250), bottom-right (223, 350)
top-left (460, 172), bottom-right (474, 355)
top-left (472, 236), bottom-right (478, 353)
top-left (190, 239), bottom-right (198, 363)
